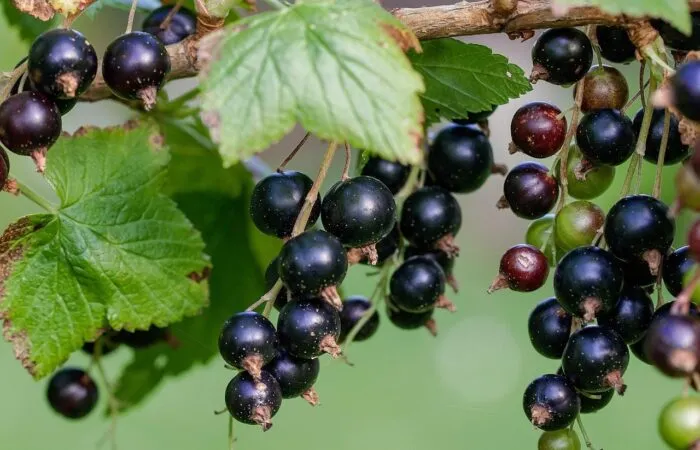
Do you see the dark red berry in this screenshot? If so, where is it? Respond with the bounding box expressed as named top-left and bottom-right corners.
top-left (664, 246), bottom-right (693, 297)
top-left (502, 162), bottom-right (559, 220)
top-left (225, 371), bottom-right (282, 431)
top-left (277, 298), bottom-right (342, 359)
top-left (142, 5), bottom-right (197, 45)
top-left (644, 314), bottom-right (700, 378)
top-left (46, 368), bottom-right (99, 419)
top-left (576, 65), bottom-right (629, 113)
top-left (528, 297), bottom-right (573, 359)
top-left (579, 389), bottom-right (614, 414)
top-left (386, 306), bottom-right (437, 336)
top-left (690, 221), bottom-right (700, 261)
top-left (264, 351), bottom-right (319, 401)
top-left (218, 311), bottom-right (279, 379)
top-left (338, 295), bottom-right (379, 343)
top-left (390, 256), bottom-right (452, 313)
top-left (633, 108), bottom-right (689, 165)
top-left (488, 244), bottom-right (549, 293)
top-left (523, 374), bottom-right (580, 431)
top-left (595, 26), bottom-right (636, 64)
top-left (597, 286), bottom-right (654, 344)
top-left (531, 28), bottom-right (593, 85)
top-left (0, 91), bottom-right (61, 159)
top-left (399, 186), bottom-right (461, 256)
top-left (651, 13), bottom-right (700, 51)
top-left (360, 156), bottom-right (410, 195)
top-left (576, 109), bottom-right (635, 166)
top-left (510, 102), bottom-right (567, 158)
top-left (671, 61), bottom-right (700, 122)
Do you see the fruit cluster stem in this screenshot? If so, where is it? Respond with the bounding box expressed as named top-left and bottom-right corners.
top-left (652, 109), bottom-right (672, 198)
top-left (15, 180), bottom-right (55, 213)
top-left (576, 414), bottom-right (597, 450)
top-left (277, 132), bottom-right (311, 173)
top-left (125, 0), bottom-right (139, 34)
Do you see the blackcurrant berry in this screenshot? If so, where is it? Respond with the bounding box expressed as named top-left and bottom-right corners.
top-left (671, 61), bottom-right (700, 122)
top-left (528, 297), bottom-right (573, 359)
top-left (386, 306), bottom-right (437, 336)
top-left (428, 125), bottom-right (494, 193)
top-left (102, 32), bottom-right (171, 109)
top-left (597, 286), bottom-right (654, 344)
top-left (46, 368), bottom-right (99, 419)
top-left (399, 186), bottom-right (461, 256)
top-left (510, 102), bottom-right (567, 158)
top-left (0, 91), bottom-right (61, 161)
top-left (264, 351), bottom-right (319, 403)
top-left (595, 26), bottom-right (637, 64)
top-left (553, 200), bottom-right (605, 253)
top-left (321, 176), bottom-right (396, 259)
top-left (644, 314), bottom-right (700, 377)
top-left (604, 195), bottom-right (675, 275)
top-left (556, 144), bottom-right (615, 200)
top-left (360, 224), bottom-right (400, 266)
top-left (338, 295), bottom-right (379, 343)
top-left (142, 5), bottom-right (197, 45)
top-left (562, 325), bottom-right (629, 394)
top-left (277, 298), bottom-right (342, 358)
top-left (81, 331), bottom-right (120, 357)
top-left (531, 28), bottom-right (593, 85)
top-left (0, 147), bottom-right (9, 189)
top-left (264, 256), bottom-right (291, 311)
top-left (451, 105), bottom-right (497, 125)
top-left (633, 108), bottom-right (689, 165)
top-left (630, 337), bottom-right (651, 365)
top-left (553, 246), bottom-right (624, 321)
top-left (651, 13), bottom-right (700, 51)
top-left (538, 429), bottom-right (582, 450)
top-left (579, 389), bottom-right (614, 414)
top-left (621, 258), bottom-right (657, 290)
top-left (390, 256), bottom-right (453, 313)
top-left (576, 65), bottom-right (629, 113)
top-left (576, 109), bottom-right (635, 166)
top-left (360, 156), bottom-right (410, 195)
top-left (404, 245), bottom-right (457, 291)
top-left (664, 246), bottom-right (693, 297)
top-left (501, 162), bottom-right (559, 220)
top-left (488, 244), bottom-right (549, 293)
top-left (114, 326), bottom-right (169, 348)
top-left (250, 170), bottom-right (320, 238)
top-left (525, 214), bottom-right (559, 266)
top-left (523, 374), bottom-right (580, 431)
top-left (12, 58), bottom-right (76, 115)
top-left (658, 396), bottom-right (700, 450)
top-left (277, 230), bottom-right (348, 308)
top-left (218, 311), bottom-right (279, 379)
top-left (225, 371), bottom-right (282, 431)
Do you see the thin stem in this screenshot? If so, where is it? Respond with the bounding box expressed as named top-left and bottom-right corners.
top-left (290, 142), bottom-right (338, 236)
top-left (644, 46), bottom-right (676, 74)
top-left (653, 109), bottom-right (672, 198)
top-left (126, 0), bottom-right (139, 34)
top-left (621, 79), bottom-right (650, 113)
top-left (620, 154), bottom-right (641, 198)
top-left (228, 415), bottom-right (235, 450)
top-left (94, 357), bottom-right (119, 450)
top-left (341, 143), bottom-right (352, 181)
top-left (15, 181), bottom-right (55, 212)
top-left (0, 61), bottom-right (27, 102)
top-left (251, 279), bottom-right (283, 317)
top-left (343, 262), bottom-right (392, 354)
top-left (161, 0), bottom-right (184, 29)
top-left (159, 87), bottom-right (200, 113)
top-left (593, 43), bottom-right (603, 67)
top-left (576, 415), bottom-right (597, 450)
top-left (640, 61), bottom-right (647, 111)
top-left (277, 132), bottom-right (311, 173)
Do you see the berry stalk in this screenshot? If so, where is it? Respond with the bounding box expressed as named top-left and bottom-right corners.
top-left (652, 109), bottom-right (672, 198)
top-left (620, 75), bottom-right (657, 197)
top-left (576, 414), bottom-right (598, 450)
top-left (14, 180), bottom-right (55, 213)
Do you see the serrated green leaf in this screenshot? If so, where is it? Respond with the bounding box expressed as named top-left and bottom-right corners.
top-left (408, 38), bottom-right (532, 127)
top-left (552, 0), bottom-right (691, 35)
top-left (0, 123), bottom-right (209, 379)
top-left (200, 0), bottom-right (425, 167)
top-left (1, 1), bottom-right (59, 44)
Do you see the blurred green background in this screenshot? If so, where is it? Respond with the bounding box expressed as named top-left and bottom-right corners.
top-left (0, 4), bottom-right (697, 450)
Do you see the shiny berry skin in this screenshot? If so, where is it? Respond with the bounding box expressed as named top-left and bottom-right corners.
top-left (360, 225), bottom-right (399, 266)
top-left (553, 246), bottom-right (624, 321)
top-left (451, 105), bottom-right (497, 124)
top-left (562, 325), bottom-right (629, 394)
top-left (28, 29), bottom-right (98, 99)
top-left (338, 295), bottom-right (379, 343)
top-left (102, 32), bottom-right (171, 107)
top-left (250, 171), bottom-right (320, 238)
top-left (0, 147), bottom-right (9, 188)
top-left (46, 368), bottom-right (99, 419)
top-left (11, 73), bottom-right (76, 115)
top-left (277, 230), bottom-right (348, 298)
top-left (644, 314), bottom-right (700, 377)
top-left (0, 91), bottom-right (61, 155)
top-left (390, 256), bottom-right (446, 313)
top-left (630, 338), bottom-right (651, 365)
top-left (404, 246), bottom-right (454, 278)
top-left (277, 298), bottom-right (341, 359)
top-left (225, 371), bottom-right (282, 431)
top-left (671, 61), bottom-right (700, 122)
top-left (489, 244), bottom-right (549, 293)
top-left (360, 156), bottom-right (410, 195)
top-left (595, 26), bottom-right (636, 64)
top-left (575, 65), bottom-right (629, 113)
top-left (576, 109), bottom-right (635, 166)
top-left (579, 389), bottom-right (614, 414)
top-left (603, 195), bottom-right (675, 269)
top-left (538, 429), bottom-right (581, 450)
top-left (553, 200), bottom-right (605, 254)
top-left (503, 162), bottom-right (559, 220)
top-left (142, 5), bottom-right (197, 45)
top-left (633, 108), bottom-right (689, 165)
top-left (265, 256), bottom-right (290, 311)
top-left (386, 306), bottom-right (436, 335)
top-left (528, 297), bottom-right (572, 359)
top-left (597, 287), bottom-right (654, 344)
top-left (218, 312), bottom-right (279, 376)
top-left (664, 246), bottom-right (694, 296)
top-left (114, 326), bottom-right (167, 348)
top-left (531, 28), bottom-right (593, 85)
top-left (427, 125), bottom-right (494, 193)
top-left (557, 145), bottom-right (615, 200)
top-left (525, 214), bottom-right (559, 266)
top-left (321, 176), bottom-right (396, 248)
top-left (399, 186), bottom-right (461, 252)
top-left (264, 351), bottom-right (319, 399)
top-left (510, 102), bottom-right (567, 158)
top-left (621, 258), bottom-right (656, 289)
top-left (651, 13), bottom-right (700, 51)
top-left (522, 374), bottom-right (580, 431)
top-left (658, 396), bottom-right (700, 450)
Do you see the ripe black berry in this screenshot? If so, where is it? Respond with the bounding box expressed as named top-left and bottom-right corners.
top-left (579, 389), bottom-right (614, 414)
top-left (338, 295), bottom-right (379, 343)
top-left (225, 371), bottom-right (282, 431)
top-left (527, 297), bottom-right (572, 359)
top-left (604, 195), bottom-right (675, 275)
top-left (531, 28), bottom-right (593, 85)
top-left (651, 13), bottom-right (700, 51)
top-left (671, 61), bottom-right (700, 122)
top-left (404, 245), bottom-right (457, 291)
top-left (633, 108), bottom-right (689, 165)
top-left (576, 65), bottom-right (629, 113)
top-left (523, 374), bottom-right (580, 431)
top-left (427, 125), bottom-right (494, 193)
top-left (621, 258), bottom-right (657, 290)
top-left (102, 32), bottom-right (171, 109)
top-left (562, 325), bottom-right (629, 394)
top-left (501, 162), bottom-right (559, 220)
top-left (644, 314), bottom-right (700, 378)
top-left (46, 368), bottom-right (99, 419)
top-left (510, 102), bottom-right (567, 158)
top-left (664, 247), bottom-right (693, 297)
top-left (386, 306), bottom-right (437, 336)
top-left (360, 156), bottom-right (410, 195)
top-left (399, 186), bottom-right (461, 256)
top-left (553, 246), bottom-right (624, 321)
top-left (390, 256), bottom-right (452, 313)
top-left (557, 144), bottom-right (615, 200)
top-left (597, 286), bottom-right (654, 344)
top-left (595, 26), bottom-right (636, 64)
top-left (0, 91), bottom-right (61, 164)
top-left (553, 200), bottom-right (605, 254)
top-left (277, 298), bottom-right (342, 359)
top-left (250, 170), bottom-right (320, 238)
top-left (264, 351), bottom-right (320, 403)
top-left (488, 244), bottom-right (549, 293)
top-left (0, 147), bottom-right (9, 189)
top-left (218, 311), bottom-right (279, 379)
top-left (630, 338), bottom-right (651, 365)
top-left (11, 73), bottom-right (76, 115)
top-left (576, 109), bottom-right (635, 166)
top-left (142, 5), bottom-right (197, 45)
top-left (277, 230), bottom-right (348, 308)
top-left (114, 326), bottom-right (169, 348)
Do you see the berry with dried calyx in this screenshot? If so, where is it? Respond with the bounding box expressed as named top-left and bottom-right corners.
top-left (510, 102), bottom-right (567, 158)
top-left (531, 28), bottom-right (593, 85)
top-left (399, 186), bottom-right (462, 257)
top-left (489, 244), bottom-right (550, 293)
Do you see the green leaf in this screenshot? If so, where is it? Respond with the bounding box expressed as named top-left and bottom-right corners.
top-left (112, 119), bottom-right (279, 412)
top-left (408, 38), bottom-right (532, 127)
top-left (552, 0), bottom-right (691, 35)
top-left (199, 0), bottom-right (425, 167)
top-left (0, 123), bottom-right (209, 379)
top-left (1, 1), bottom-right (59, 44)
